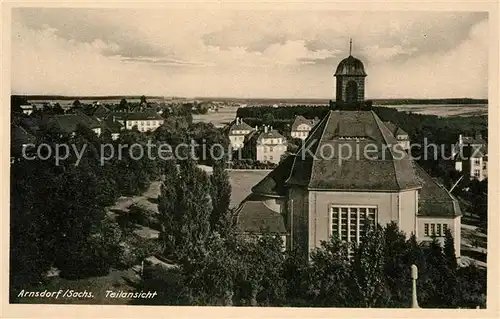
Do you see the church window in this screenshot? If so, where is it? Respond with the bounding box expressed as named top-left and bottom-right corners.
top-left (424, 223), bottom-right (429, 236)
top-left (330, 205), bottom-right (377, 244)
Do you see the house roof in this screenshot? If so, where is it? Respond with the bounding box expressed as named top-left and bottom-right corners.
top-left (384, 121), bottom-right (408, 137)
top-left (43, 114), bottom-right (101, 134)
top-left (257, 130), bottom-right (285, 144)
top-left (285, 110), bottom-right (421, 191)
top-left (414, 164), bottom-right (462, 217)
top-left (229, 119), bottom-right (253, 134)
top-left (251, 155), bottom-right (295, 197)
top-left (106, 110), bottom-right (163, 122)
top-left (461, 135), bottom-right (485, 145)
top-left (235, 201), bottom-right (287, 234)
top-left (291, 115), bottom-right (314, 131)
top-left (91, 105), bottom-right (111, 118)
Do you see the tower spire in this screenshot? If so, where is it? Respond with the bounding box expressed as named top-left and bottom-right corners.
top-left (349, 38), bottom-right (352, 56)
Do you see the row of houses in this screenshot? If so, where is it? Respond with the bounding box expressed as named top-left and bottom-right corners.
top-left (228, 118), bottom-right (288, 164)
top-left (11, 107), bottom-right (166, 162)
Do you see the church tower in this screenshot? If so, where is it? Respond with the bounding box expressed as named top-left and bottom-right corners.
top-left (334, 39), bottom-right (367, 103)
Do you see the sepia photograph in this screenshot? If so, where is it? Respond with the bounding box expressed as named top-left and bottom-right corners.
top-left (4, 2), bottom-right (496, 316)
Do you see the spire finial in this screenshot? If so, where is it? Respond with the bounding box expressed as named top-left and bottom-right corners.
top-left (349, 38), bottom-right (352, 56)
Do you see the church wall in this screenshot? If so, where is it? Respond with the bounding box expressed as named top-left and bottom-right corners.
top-left (288, 187), bottom-right (310, 258)
top-left (307, 190), bottom-right (397, 250)
top-left (337, 76), bottom-right (365, 103)
top-left (416, 215), bottom-right (461, 257)
top-left (399, 189), bottom-right (419, 236)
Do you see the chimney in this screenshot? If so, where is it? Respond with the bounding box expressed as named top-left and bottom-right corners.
top-left (459, 134), bottom-right (463, 145)
top-left (255, 125), bottom-right (258, 131)
top-left (113, 116), bottom-right (116, 122)
top-left (264, 125), bottom-right (268, 133)
top-left (236, 117), bottom-right (239, 125)
top-left (270, 126), bottom-right (273, 131)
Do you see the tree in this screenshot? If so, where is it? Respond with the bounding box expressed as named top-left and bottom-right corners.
top-left (443, 228), bottom-right (458, 270)
top-left (119, 98), bottom-right (129, 111)
top-left (72, 99), bottom-right (81, 108)
top-left (140, 95), bottom-right (148, 106)
top-left (382, 222), bottom-right (412, 306)
top-left (158, 159), bottom-right (212, 263)
top-left (209, 161), bottom-right (233, 236)
top-left (309, 236), bottom-right (352, 306)
top-left (183, 233), bottom-right (240, 305)
top-left (236, 234), bottom-right (285, 306)
top-left (351, 224), bottom-right (388, 307)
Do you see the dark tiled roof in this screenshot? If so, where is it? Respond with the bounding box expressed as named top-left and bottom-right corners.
top-left (257, 130), bottom-right (285, 143)
top-left (291, 115), bottom-right (314, 131)
top-left (92, 105), bottom-right (111, 118)
top-left (334, 55), bottom-right (367, 77)
top-left (43, 114), bottom-right (101, 134)
top-left (251, 155), bottom-right (295, 196)
top-left (229, 119), bottom-right (253, 133)
top-left (286, 110), bottom-right (421, 191)
top-left (106, 110), bottom-right (163, 122)
top-left (235, 201), bottom-right (287, 234)
top-left (414, 164), bottom-right (462, 217)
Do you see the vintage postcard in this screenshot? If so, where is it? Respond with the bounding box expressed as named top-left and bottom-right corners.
top-left (2, 1), bottom-right (498, 318)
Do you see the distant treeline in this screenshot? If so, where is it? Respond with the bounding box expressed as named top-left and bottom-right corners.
top-left (372, 98), bottom-right (488, 105)
top-left (13, 95), bottom-right (172, 101)
top-left (13, 95), bottom-right (487, 104)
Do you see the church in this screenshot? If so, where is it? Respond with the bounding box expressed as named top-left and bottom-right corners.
top-left (235, 43), bottom-right (462, 259)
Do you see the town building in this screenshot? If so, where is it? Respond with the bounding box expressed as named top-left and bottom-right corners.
top-left (290, 116), bottom-right (316, 140)
top-left (106, 110), bottom-right (164, 133)
top-left (42, 113), bottom-right (102, 136)
top-left (228, 117), bottom-right (255, 150)
top-left (384, 121), bottom-right (411, 151)
top-left (255, 126), bottom-right (287, 164)
top-left (20, 104), bottom-right (33, 115)
top-left (453, 133), bottom-right (488, 181)
top-left (236, 46), bottom-right (462, 259)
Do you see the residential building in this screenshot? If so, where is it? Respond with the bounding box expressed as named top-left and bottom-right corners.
top-left (228, 117), bottom-right (255, 150)
top-left (453, 133), bottom-right (488, 181)
top-left (290, 115), bottom-right (316, 140)
top-left (255, 126), bottom-right (287, 164)
top-left (107, 110), bottom-right (164, 133)
top-left (42, 113), bottom-right (102, 136)
top-left (384, 121), bottom-right (410, 150)
top-left (235, 50), bottom-right (462, 259)
top-left (20, 104), bottom-right (33, 115)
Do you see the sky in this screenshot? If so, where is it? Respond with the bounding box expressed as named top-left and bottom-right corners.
top-left (11, 8), bottom-right (488, 99)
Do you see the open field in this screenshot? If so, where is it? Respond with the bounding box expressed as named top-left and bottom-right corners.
top-left (192, 104), bottom-right (488, 125)
top-left (381, 104), bottom-right (488, 117)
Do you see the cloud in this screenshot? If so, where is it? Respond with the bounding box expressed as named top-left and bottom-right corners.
top-left (11, 8), bottom-right (488, 98)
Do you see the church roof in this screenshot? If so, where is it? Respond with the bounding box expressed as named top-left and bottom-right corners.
top-left (285, 110), bottom-right (421, 191)
top-left (334, 55), bottom-right (367, 77)
top-left (414, 164), bottom-right (462, 217)
top-left (235, 201), bottom-right (287, 234)
top-left (252, 155), bottom-right (295, 197)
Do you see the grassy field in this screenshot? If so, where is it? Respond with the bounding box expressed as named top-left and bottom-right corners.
top-left (192, 104), bottom-right (488, 126)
